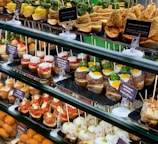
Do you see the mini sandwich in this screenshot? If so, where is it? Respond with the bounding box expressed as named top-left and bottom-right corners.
top-left (86, 65), bottom-right (104, 94)
top-left (105, 72), bottom-right (121, 101)
top-left (18, 98), bottom-right (31, 115)
top-left (74, 61), bottom-right (89, 87)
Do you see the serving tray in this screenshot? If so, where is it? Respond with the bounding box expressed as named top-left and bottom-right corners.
top-left (56, 77), bottom-right (120, 106)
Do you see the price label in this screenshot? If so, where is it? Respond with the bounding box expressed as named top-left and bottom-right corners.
top-left (117, 138), bottom-right (127, 144)
top-left (13, 88), bottom-right (25, 100)
top-left (118, 82), bottom-right (138, 102)
top-left (6, 44), bottom-right (17, 56)
top-left (17, 124), bottom-right (27, 136)
top-left (124, 19), bottom-right (151, 37)
top-left (59, 7), bottom-right (77, 22)
top-left (15, 0), bottom-right (22, 13)
top-left (55, 56), bottom-right (70, 72)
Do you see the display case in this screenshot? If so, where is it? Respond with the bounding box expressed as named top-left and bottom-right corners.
top-left (0, 21), bottom-right (158, 144)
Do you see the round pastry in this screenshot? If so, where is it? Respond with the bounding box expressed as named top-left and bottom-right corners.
top-left (18, 98), bottom-right (31, 115)
top-left (37, 62), bottom-right (52, 79)
top-left (41, 139), bottom-right (54, 144)
top-left (42, 93), bottom-right (52, 103)
top-left (53, 106), bottom-right (68, 122)
top-left (73, 116), bottom-right (87, 132)
top-left (20, 86), bottom-right (29, 98)
top-left (77, 53), bottom-right (87, 62)
top-left (29, 86), bottom-right (40, 95)
top-left (51, 97), bottom-right (63, 109)
top-left (31, 94), bottom-right (42, 105)
top-left (33, 134), bottom-right (44, 143)
top-left (29, 103), bottom-right (42, 121)
top-left (14, 81), bottom-right (24, 89)
top-left (68, 56), bottom-right (79, 70)
top-left (57, 51), bottom-right (69, 59)
top-left (5, 78), bottom-right (14, 89)
top-left (63, 104), bottom-right (78, 119)
top-left (26, 129), bottom-right (37, 139)
top-left (7, 89), bottom-right (16, 104)
top-left (0, 86), bottom-right (10, 100)
top-left (29, 56), bottom-right (40, 73)
top-left (4, 115), bottom-right (16, 125)
top-left (43, 112), bottom-right (57, 127)
top-left (17, 42), bottom-right (26, 58)
top-left (21, 54), bottom-right (32, 68)
top-left (61, 122), bottom-right (77, 143)
top-left (37, 51), bottom-right (45, 62)
top-left (41, 102), bottom-right (51, 114)
top-left (44, 55), bottom-right (54, 70)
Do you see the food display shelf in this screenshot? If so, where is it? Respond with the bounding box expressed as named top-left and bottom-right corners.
top-left (0, 21), bottom-right (158, 74)
top-left (0, 21), bottom-right (158, 143)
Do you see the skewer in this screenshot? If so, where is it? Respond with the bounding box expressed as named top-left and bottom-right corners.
top-left (80, 35), bottom-right (83, 42)
top-left (145, 89), bottom-right (147, 100)
top-left (35, 39), bottom-right (37, 56)
top-left (152, 75), bottom-right (158, 102)
top-left (25, 36), bottom-right (28, 54)
top-left (44, 42), bottom-right (46, 56)
top-left (65, 104), bottom-right (70, 122)
top-left (128, 0), bottom-right (130, 8)
top-left (0, 29), bottom-right (2, 39)
top-left (70, 49), bottom-right (73, 56)
top-left (48, 43), bottom-right (50, 55)
top-left (139, 92), bottom-right (144, 102)
top-left (56, 45), bottom-right (59, 55)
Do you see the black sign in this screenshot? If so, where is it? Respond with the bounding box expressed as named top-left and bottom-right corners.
top-left (59, 7), bottom-right (77, 22)
top-left (16, 0), bottom-right (22, 13)
top-left (118, 82), bottom-right (138, 102)
top-left (117, 138), bottom-right (127, 144)
top-left (6, 44), bottom-right (17, 56)
top-left (13, 88), bottom-right (25, 100)
top-left (124, 19), bottom-right (151, 37)
top-left (55, 56), bottom-right (70, 72)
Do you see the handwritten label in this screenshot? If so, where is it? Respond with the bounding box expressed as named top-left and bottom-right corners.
top-left (55, 56), bottom-right (70, 72)
top-left (13, 88), bottom-right (25, 100)
top-left (117, 138), bottom-right (127, 144)
top-left (59, 7), bottom-right (77, 22)
top-left (118, 82), bottom-right (138, 102)
top-left (124, 19), bottom-right (151, 37)
top-left (6, 44), bottom-right (17, 56)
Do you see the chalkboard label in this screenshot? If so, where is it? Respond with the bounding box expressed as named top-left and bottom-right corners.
top-left (118, 82), bottom-right (138, 102)
top-left (124, 19), bottom-right (151, 37)
top-left (6, 44), bottom-right (17, 56)
top-left (59, 7), bottom-right (77, 22)
top-left (55, 56), bottom-right (70, 72)
top-left (16, 0), bottom-right (22, 13)
top-left (13, 88), bottom-right (25, 100)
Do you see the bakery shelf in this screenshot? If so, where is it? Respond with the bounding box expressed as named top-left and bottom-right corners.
top-left (0, 21), bottom-right (158, 143)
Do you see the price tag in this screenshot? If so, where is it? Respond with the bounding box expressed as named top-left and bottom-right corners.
top-left (15, 0), bottom-right (22, 13)
top-left (59, 7), bottom-right (77, 22)
top-left (117, 138), bottom-right (127, 144)
top-left (55, 56), bottom-right (70, 72)
top-left (6, 44), bottom-right (17, 56)
top-left (17, 124), bottom-right (27, 136)
top-left (13, 88), bottom-right (25, 100)
top-left (124, 19), bottom-right (151, 37)
top-left (118, 82), bottom-right (138, 102)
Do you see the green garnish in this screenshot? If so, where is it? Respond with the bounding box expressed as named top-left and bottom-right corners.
top-left (110, 72), bottom-right (120, 80)
top-left (120, 66), bottom-right (131, 74)
top-left (103, 61), bottom-right (114, 70)
top-left (89, 65), bottom-right (101, 72)
top-left (79, 61), bottom-right (88, 67)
